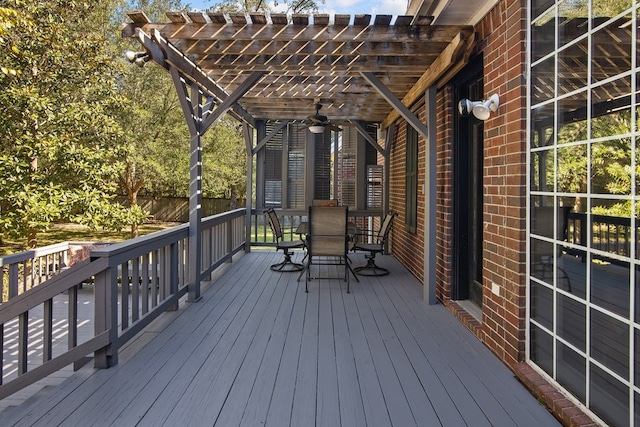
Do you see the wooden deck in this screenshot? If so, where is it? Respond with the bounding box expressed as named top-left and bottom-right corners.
top-left (0, 250), bottom-right (558, 426)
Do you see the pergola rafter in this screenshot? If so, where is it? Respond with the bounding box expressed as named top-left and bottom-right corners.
top-left (122, 11), bottom-right (474, 126)
top-left (122, 9), bottom-right (476, 298)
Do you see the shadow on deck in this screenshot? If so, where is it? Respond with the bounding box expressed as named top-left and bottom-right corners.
top-left (0, 250), bottom-right (558, 426)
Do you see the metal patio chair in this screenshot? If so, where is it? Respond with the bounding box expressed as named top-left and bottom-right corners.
top-left (265, 208), bottom-right (305, 272)
top-left (352, 212), bottom-right (397, 276)
top-left (303, 205), bottom-right (356, 293)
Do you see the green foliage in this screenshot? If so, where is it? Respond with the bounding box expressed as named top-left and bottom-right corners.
top-left (0, 0), bottom-right (147, 246)
top-left (0, 0), bottom-right (256, 247)
top-left (202, 116), bottom-right (246, 198)
top-left (207, 0), bottom-right (323, 13)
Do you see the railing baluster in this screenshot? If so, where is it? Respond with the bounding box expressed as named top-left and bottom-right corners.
top-left (152, 250), bottom-right (159, 307)
top-left (142, 253), bottom-right (150, 315)
top-left (131, 257), bottom-right (140, 323)
top-left (18, 312), bottom-right (28, 375)
top-left (169, 242), bottom-right (179, 311)
top-left (43, 298), bottom-right (53, 362)
top-left (121, 262), bottom-right (130, 330)
top-left (9, 263), bottom-right (19, 298)
top-left (69, 284), bottom-right (78, 349)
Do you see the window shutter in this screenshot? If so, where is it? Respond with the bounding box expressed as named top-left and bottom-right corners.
top-left (405, 125), bottom-right (418, 233)
top-left (264, 122), bottom-right (283, 208)
top-left (287, 123), bottom-right (306, 208)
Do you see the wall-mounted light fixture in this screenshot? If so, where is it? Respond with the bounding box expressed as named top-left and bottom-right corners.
top-left (124, 50), bottom-right (150, 67)
top-left (308, 125), bottom-right (325, 134)
top-left (458, 94), bottom-right (500, 120)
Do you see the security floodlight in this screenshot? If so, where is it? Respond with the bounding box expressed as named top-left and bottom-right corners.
top-left (458, 99), bottom-right (483, 116)
top-left (472, 94), bottom-right (500, 120)
top-left (124, 50), bottom-right (150, 67)
top-left (458, 94), bottom-right (500, 120)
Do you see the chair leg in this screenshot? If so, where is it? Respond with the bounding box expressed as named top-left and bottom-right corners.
top-left (270, 249), bottom-right (304, 272)
top-left (354, 252), bottom-right (389, 276)
top-left (345, 257), bottom-right (350, 293)
top-left (305, 258), bottom-right (311, 292)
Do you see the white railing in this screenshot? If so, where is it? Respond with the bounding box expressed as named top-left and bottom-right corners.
top-left (0, 209), bottom-right (246, 399)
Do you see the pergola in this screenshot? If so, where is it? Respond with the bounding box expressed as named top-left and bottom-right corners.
top-left (121, 9), bottom-right (476, 302)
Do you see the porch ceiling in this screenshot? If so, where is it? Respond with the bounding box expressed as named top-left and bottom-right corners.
top-left (122, 12), bottom-right (474, 126)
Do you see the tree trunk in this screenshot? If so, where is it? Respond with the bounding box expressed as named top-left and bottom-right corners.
top-left (230, 185), bottom-right (238, 209)
top-left (27, 228), bottom-right (38, 249)
top-left (129, 190), bottom-right (139, 238)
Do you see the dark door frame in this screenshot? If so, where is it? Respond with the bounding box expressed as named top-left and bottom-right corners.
top-left (452, 57), bottom-right (484, 306)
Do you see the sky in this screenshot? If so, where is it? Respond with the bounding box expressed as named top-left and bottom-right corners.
top-left (186, 0), bottom-right (409, 16)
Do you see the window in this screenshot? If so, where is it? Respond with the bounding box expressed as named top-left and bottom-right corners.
top-left (405, 125), bottom-right (418, 233)
top-left (528, 4), bottom-right (637, 426)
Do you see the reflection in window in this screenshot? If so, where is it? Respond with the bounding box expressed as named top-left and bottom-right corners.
top-left (558, 1), bottom-right (588, 49)
top-left (530, 324), bottom-right (553, 376)
top-left (590, 308), bottom-right (629, 379)
top-left (556, 342), bottom-right (586, 403)
top-left (590, 138), bottom-right (632, 196)
top-left (528, 2), bottom-right (637, 424)
top-left (591, 80), bottom-right (631, 136)
top-left (590, 364), bottom-right (630, 427)
top-left (532, 8), bottom-right (555, 62)
top-left (635, 327), bottom-right (640, 387)
top-left (557, 144), bottom-right (587, 193)
top-left (558, 38), bottom-right (589, 92)
top-left (531, 148), bottom-right (554, 191)
top-left (530, 104), bottom-right (554, 147)
top-left (531, 0), bottom-right (554, 20)
top-left (557, 294), bottom-right (586, 351)
top-left (531, 238), bottom-right (555, 286)
top-left (557, 92), bottom-right (587, 137)
top-left (531, 57), bottom-right (555, 104)
top-left (531, 281), bottom-right (554, 330)
top-left (590, 255), bottom-right (630, 317)
top-left (591, 17), bottom-right (632, 83)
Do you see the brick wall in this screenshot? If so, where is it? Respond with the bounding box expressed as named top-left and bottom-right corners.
top-left (476, 0), bottom-right (528, 367)
top-left (388, 0), bottom-right (527, 367)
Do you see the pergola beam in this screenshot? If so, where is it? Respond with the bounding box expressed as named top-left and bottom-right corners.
top-left (135, 28), bottom-right (256, 127)
top-left (351, 121), bottom-right (387, 157)
top-left (361, 72), bottom-right (429, 141)
top-left (122, 12), bottom-right (474, 123)
top-left (381, 31), bottom-right (473, 129)
top-left (252, 120), bottom-right (290, 155)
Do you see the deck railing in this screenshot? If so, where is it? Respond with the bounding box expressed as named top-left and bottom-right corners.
top-left (249, 208), bottom-right (384, 246)
top-left (0, 209), bottom-right (245, 399)
top-left (566, 212), bottom-right (637, 264)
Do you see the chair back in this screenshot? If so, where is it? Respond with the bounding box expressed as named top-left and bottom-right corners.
top-left (312, 199), bottom-right (338, 207)
top-left (308, 206), bottom-right (348, 256)
top-left (376, 212), bottom-right (397, 246)
top-left (265, 208), bottom-right (283, 242)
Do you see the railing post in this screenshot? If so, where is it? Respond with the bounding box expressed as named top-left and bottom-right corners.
top-left (227, 218), bottom-right (233, 263)
top-left (94, 265), bottom-right (119, 368)
top-left (169, 242), bottom-right (179, 311)
top-left (8, 264), bottom-right (18, 298)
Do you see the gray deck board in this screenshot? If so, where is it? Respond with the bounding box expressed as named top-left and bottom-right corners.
top-left (0, 251), bottom-right (560, 427)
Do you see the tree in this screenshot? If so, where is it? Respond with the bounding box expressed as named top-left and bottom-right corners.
top-left (207, 0), bottom-right (323, 14)
top-left (0, 0), bottom-right (146, 247)
top-left (202, 116), bottom-right (246, 205)
top-left (112, 0), bottom-right (191, 236)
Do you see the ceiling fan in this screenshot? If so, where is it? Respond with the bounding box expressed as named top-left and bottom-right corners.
top-left (300, 102), bottom-right (345, 133)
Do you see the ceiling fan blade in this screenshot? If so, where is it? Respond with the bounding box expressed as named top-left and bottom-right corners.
top-left (326, 124), bottom-right (343, 132)
top-left (332, 120), bottom-right (356, 127)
